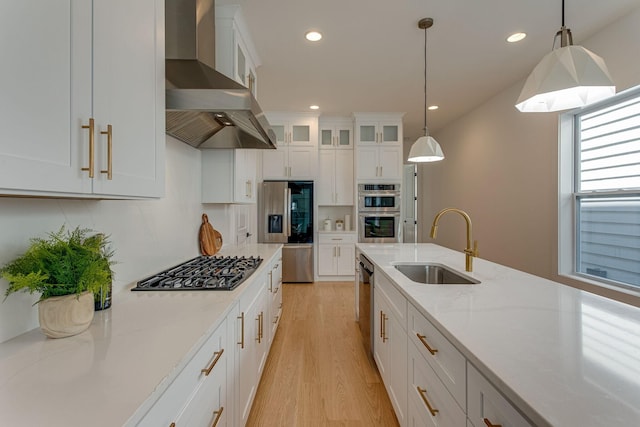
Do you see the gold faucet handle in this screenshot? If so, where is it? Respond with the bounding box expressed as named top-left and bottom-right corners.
top-left (473, 240), bottom-right (479, 257)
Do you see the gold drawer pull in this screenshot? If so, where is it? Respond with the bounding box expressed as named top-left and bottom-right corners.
top-left (273, 315), bottom-right (279, 324)
top-left (382, 313), bottom-right (388, 342)
top-left (417, 333), bottom-right (438, 355)
top-left (380, 311), bottom-right (384, 338)
top-left (100, 124), bottom-right (113, 180)
top-left (201, 348), bottom-right (224, 376)
top-left (81, 118), bottom-right (95, 178)
top-left (211, 406), bottom-right (224, 427)
top-left (417, 386), bottom-right (439, 417)
top-left (237, 312), bottom-right (245, 349)
top-left (484, 418), bottom-right (502, 427)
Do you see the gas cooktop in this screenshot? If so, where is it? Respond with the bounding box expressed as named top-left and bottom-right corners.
top-left (132, 255), bottom-right (262, 291)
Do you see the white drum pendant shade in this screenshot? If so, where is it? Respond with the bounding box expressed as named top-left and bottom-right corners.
top-left (408, 135), bottom-right (444, 162)
top-left (516, 45), bottom-right (615, 112)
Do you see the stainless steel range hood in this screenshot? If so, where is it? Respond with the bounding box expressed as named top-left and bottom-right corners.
top-left (165, 0), bottom-right (276, 149)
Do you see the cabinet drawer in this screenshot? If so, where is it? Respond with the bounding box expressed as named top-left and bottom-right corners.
top-left (374, 271), bottom-right (407, 328)
top-left (136, 319), bottom-right (227, 426)
top-left (408, 340), bottom-right (466, 426)
top-left (467, 363), bottom-right (533, 427)
top-left (318, 233), bottom-right (357, 244)
top-left (408, 303), bottom-right (465, 409)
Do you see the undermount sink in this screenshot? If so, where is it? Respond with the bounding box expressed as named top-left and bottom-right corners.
top-left (393, 262), bottom-right (480, 285)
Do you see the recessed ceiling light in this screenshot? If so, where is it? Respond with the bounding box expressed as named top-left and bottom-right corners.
top-left (305, 31), bottom-right (322, 42)
top-left (507, 32), bottom-right (527, 43)
top-left (428, 105), bottom-right (439, 110)
top-left (309, 105), bottom-right (320, 110)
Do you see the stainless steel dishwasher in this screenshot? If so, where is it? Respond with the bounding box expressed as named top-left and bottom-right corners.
top-left (358, 253), bottom-right (374, 359)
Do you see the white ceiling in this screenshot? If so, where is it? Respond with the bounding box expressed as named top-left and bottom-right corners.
top-left (218, 0), bottom-right (639, 142)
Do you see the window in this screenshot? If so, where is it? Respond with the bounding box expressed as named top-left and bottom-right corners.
top-left (560, 87), bottom-right (640, 293)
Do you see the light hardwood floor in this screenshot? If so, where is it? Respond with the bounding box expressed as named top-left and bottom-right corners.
top-left (246, 281), bottom-right (399, 427)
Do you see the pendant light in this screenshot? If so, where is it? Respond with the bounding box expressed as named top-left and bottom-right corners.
top-left (408, 17), bottom-right (444, 162)
top-left (515, 0), bottom-right (615, 112)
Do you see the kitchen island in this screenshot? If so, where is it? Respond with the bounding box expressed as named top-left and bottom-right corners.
top-left (358, 243), bottom-right (640, 426)
top-left (0, 243), bottom-right (282, 427)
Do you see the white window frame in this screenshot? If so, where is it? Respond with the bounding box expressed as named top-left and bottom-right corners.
top-left (559, 86), bottom-right (640, 297)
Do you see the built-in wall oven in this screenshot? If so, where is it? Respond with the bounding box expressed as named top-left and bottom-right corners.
top-left (358, 183), bottom-right (401, 243)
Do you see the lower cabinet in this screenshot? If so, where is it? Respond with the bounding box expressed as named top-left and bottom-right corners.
top-left (317, 233), bottom-right (356, 278)
top-left (373, 271), bottom-right (407, 426)
top-left (135, 318), bottom-right (228, 427)
top-left (173, 321), bottom-right (228, 427)
top-left (235, 267), bottom-right (270, 426)
top-left (369, 259), bottom-right (534, 427)
top-left (467, 363), bottom-right (533, 427)
top-left (135, 248), bottom-right (282, 427)
top-left (407, 338), bottom-right (465, 427)
top-left (267, 256), bottom-right (283, 341)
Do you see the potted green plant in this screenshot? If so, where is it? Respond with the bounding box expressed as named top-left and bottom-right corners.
top-left (1, 226), bottom-right (114, 338)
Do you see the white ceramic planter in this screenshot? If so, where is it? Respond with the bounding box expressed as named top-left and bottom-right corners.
top-left (38, 291), bottom-right (95, 338)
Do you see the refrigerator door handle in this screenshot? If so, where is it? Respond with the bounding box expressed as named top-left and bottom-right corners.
top-left (286, 187), bottom-right (292, 237)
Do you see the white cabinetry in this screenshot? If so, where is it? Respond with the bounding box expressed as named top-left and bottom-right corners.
top-left (317, 233), bottom-right (356, 277)
top-left (467, 363), bottom-right (533, 427)
top-left (216, 5), bottom-right (259, 97)
top-left (234, 269), bottom-right (270, 426)
top-left (407, 340), bottom-right (466, 427)
top-left (373, 271), bottom-right (408, 426)
top-left (407, 304), bottom-right (466, 410)
top-left (356, 146), bottom-right (403, 181)
top-left (318, 150), bottom-right (354, 205)
top-left (202, 150), bottom-right (257, 203)
top-left (267, 256), bottom-right (283, 341)
top-left (0, 0), bottom-right (164, 198)
top-left (262, 113), bottom-right (318, 179)
top-left (135, 318), bottom-right (228, 427)
top-left (319, 118), bottom-right (353, 149)
top-left (354, 113), bottom-right (403, 182)
top-left (136, 248), bottom-right (282, 427)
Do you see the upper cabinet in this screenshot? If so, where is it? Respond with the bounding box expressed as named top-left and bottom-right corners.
top-left (202, 149), bottom-right (257, 204)
top-left (354, 113), bottom-right (404, 182)
top-left (319, 117), bottom-right (353, 150)
top-left (262, 112), bottom-right (318, 180)
top-left (354, 113), bottom-right (403, 146)
top-left (216, 5), bottom-right (259, 98)
top-left (0, 0), bottom-right (165, 198)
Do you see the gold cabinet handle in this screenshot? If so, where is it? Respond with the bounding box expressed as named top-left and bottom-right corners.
top-left (237, 312), bottom-right (245, 349)
top-left (417, 386), bottom-right (439, 417)
top-left (211, 406), bottom-right (224, 427)
top-left (273, 314), bottom-right (279, 324)
top-left (100, 124), bottom-right (113, 179)
top-left (417, 333), bottom-right (438, 355)
top-left (484, 419), bottom-right (502, 427)
top-left (380, 310), bottom-right (384, 338)
top-left (382, 313), bottom-right (388, 342)
top-left (256, 312), bottom-right (263, 343)
top-left (81, 118), bottom-right (95, 178)
top-left (201, 348), bottom-right (224, 376)
top-left (268, 271), bottom-right (273, 292)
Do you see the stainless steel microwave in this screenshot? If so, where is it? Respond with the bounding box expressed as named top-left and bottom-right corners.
top-left (357, 183), bottom-right (401, 212)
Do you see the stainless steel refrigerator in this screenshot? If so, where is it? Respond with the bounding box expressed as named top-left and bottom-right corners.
top-left (258, 181), bottom-right (314, 282)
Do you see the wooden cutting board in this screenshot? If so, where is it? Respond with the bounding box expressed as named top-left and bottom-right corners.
top-left (199, 213), bottom-right (223, 256)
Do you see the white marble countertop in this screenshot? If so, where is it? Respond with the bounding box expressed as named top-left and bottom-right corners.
top-left (0, 243), bottom-right (282, 427)
top-left (357, 243), bottom-right (640, 427)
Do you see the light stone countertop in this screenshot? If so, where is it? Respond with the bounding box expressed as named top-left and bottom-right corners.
top-left (357, 243), bottom-right (640, 427)
top-left (0, 243), bottom-right (282, 427)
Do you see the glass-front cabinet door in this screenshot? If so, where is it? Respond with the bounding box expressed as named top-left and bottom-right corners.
top-left (319, 119), bottom-right (353, 149)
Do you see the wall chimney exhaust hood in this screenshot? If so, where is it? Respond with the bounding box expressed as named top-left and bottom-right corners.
top-left (165, 0), bottom-right (276, 149)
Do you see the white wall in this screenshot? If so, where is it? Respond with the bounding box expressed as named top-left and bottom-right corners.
top-left (0, 138), bottom-right (239, 342)
top-left (419, 6), bottom-right (640, 306)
